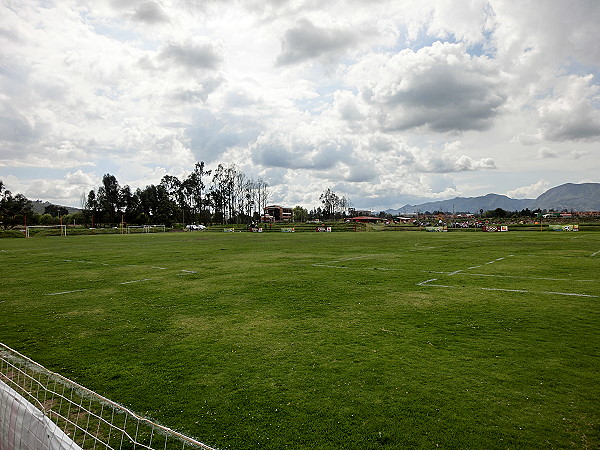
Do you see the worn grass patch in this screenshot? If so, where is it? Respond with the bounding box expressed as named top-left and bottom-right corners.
top-left (1, 231), bottom-right (599, 449)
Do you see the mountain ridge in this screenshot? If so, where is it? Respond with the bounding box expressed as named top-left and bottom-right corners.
top-left (387, 183), bottom-right (600, 215)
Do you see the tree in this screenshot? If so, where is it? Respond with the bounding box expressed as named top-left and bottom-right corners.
top-left (119, 185), bottom-right (138, 223)
top-left (96, 174), bottom-right (120, 225)
top-left (320, 188), bottom-right (340, 220)
top-left (183, 161), bottom-right (211, 223)
top-left (0, 181), bottom-right (33, 229)
top-left (44, 204), bottom-right (69, 217)
top-left (160, 175), bottom-right (184, 223)
top-left (293, 206), bottom-right (308, 222)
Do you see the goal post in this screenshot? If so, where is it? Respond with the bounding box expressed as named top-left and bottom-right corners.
top-left (143, 224), bottom-right (166, 233)
top-left (126, 225), bottom-right (166, 234)
top-left (1, 342), bottom-right (216, 450)
top-left (25, 225), bottom-right (67, 238)
top-left (126, 225), bottom-right (145, 234)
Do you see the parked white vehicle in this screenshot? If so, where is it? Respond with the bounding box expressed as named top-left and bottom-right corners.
top-left (186, 224), bottom-right (206, 231)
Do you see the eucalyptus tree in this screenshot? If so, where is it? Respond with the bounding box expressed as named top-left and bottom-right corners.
top-left (96, 174), bottom-right (120, 225)
top-left (320, 188), bottom-right (340, 220)
top-left (0, 180), bottom-right (33, 229)
top-left (183, 161), bottom-right (211, 222)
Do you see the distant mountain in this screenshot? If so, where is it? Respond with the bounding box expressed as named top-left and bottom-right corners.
top-left (389, 194), bottom-right (532, 215)
top-left (31, 200), bottom-right (81, 215)
top-left (529, 183), bottom-right (600, 211)
top-left (387, 183), bottom-right (600, 215)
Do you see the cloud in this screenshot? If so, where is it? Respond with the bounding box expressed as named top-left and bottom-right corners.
top-left (276, 18), bottom-right (360, 66)
top-left (131, 1), bottom-right (169, 24)
top-left (538, 147), bottom-right (558, 159)
top-left (157, 38), bottom-right (223, 70)
top-left (407, 145), bottom-right (496, 173)
top-left (506, 179), bottom-right (550, 199)
top-left (1, 1), bottom-right (599, 210)
top-left (351, 42), bottom-right (507, 132)
top-left (168, 77), bottom-right (225, 104)
top-left (334, 90), bottom-right (363, 121)
top-left (22, 170), bottom-right (100, 205)
top-left (250, 131), bottom-right (350, 171)
top-left (536, 75), bottom-right (600, 141)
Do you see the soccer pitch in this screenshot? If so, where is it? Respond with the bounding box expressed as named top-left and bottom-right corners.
top-left (1, 231), bottom-right (599, 449)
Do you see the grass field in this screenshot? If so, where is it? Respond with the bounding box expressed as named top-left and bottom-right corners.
top-left (1, 231), bottom-right (599, 449)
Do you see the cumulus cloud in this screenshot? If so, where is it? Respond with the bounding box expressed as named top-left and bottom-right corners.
top-left (402, 144), bottom-right (496, 173)
top-left (276, 18), bottom-right (360, 66)
top-left (157, 38), bottom-right (223, 70)
top-left (1, 0), bottom-right (598, 208)
top-left (506, 179), bottom-right (550, 199)
top-left (131, 1), bottom-right (169, 24)
top-left (538, 147), bottom-right (558, 159)
top-left (351, 42), bottom-right (507, 133)
top-left (250, 132), bottom-right (350, 171)
top-left (536, 75), bottom-right (600, 141)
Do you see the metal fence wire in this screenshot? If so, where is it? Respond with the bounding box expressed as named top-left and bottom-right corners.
top-left (0, 342), bottom-right (217, 450)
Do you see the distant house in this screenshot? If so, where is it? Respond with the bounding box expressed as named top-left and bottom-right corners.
top-left (262, 205), bottom-right (293, 222)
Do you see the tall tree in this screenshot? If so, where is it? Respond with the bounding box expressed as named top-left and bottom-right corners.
top-left (96, 174), bottom-right (120, 225)
top-left (183, 162), bottom-right (211, 221)
top-left (320, 188), bottom-right (340, 220)
top-left (0, 181), bottom-right (33, 229)
top-left (292, 206), bottom-right (308, 222)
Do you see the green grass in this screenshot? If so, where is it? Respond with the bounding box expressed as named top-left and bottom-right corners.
top-left (1, 231), bottom-right (599, 449)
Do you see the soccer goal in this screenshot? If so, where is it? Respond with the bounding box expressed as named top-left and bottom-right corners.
top-left (126, 225), bottom-right (145, 234)
top-left (144, 224), bottom-right (166, 233)
top-left (25, 225), bottom-right (67, 238)
top-left (0, 342), bottom-right (216, 450)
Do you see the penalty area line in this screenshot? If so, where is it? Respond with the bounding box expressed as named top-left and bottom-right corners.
top-left (45, 289), bottom-right (87, 296)
top-left (120, 278), bottom-right (153, 284)
top-left (416, 279), bottom-right (598, 298)
top-left (423, 271), bottom-right (598, 283)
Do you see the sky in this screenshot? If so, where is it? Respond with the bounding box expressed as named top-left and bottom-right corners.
top-left (1, 0), bottom-right (599, 211)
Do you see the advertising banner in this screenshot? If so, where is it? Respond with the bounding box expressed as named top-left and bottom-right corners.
top-left (549, 224), bottom-right (579, 231)
top-left (482, 225), bottom-right (508, 232)
top-left (425, 226), bottom-right (447, 232)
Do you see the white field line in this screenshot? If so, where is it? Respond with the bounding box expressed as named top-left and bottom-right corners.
top-left (416, 278), bottom-right (598, 297)
top-left (447, 255), bottom-right (513, 276)
top-left (312, 255), bottom-right (400, 270)
top-left (416, 253), bottom-right (599, 297)
top-left (45, 289), bottom-right (87, 296)
top-left (591, 250), bottom-right (600, 257)
top-left (544, 291), bottom-right (598, 298)
top-left (45, 260), bottom-right (197, 293)
top-left (120, 278), bottom-right (153, 285)
top-left (423, 271), bottom-right (598, 283)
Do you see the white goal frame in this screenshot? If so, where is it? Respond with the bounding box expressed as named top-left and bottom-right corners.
top-left (126, 225), bottom-right (144, 234)
top-left (126, 225), bottom-right (166, 234)
top-left (1, 342), bottom-right (216, 450)
top-left (25, 225), bottom-right (67, 238)
top-left (143, 224), bottom-right (166, 233)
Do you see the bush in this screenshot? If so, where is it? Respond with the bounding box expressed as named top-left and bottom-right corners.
top-left (0, 229), bottom-right (26, 238)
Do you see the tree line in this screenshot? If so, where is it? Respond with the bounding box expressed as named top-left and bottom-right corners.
top-left (1, 171), bottom-right (355, 231)
top-left (84, 162), bottom-right (272, 226)
top-left (3, 172), bottom-right (568, 231)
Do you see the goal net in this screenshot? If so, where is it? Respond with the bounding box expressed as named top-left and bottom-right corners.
top-left (144, 225), bottom-right (166, 233)
top-left (25, 225), bottom-right (67, 238)
top-left (0, 342), bottom-right (216, 450)
top-left (126, 225), bottom-right (166, 234)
